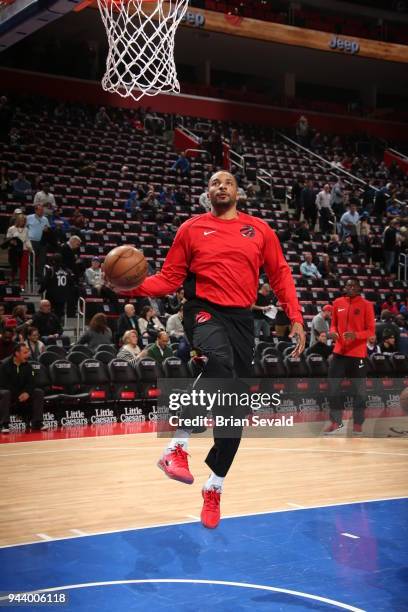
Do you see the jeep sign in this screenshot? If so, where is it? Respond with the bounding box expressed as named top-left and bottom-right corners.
top-left (178, 10), bottom-right (205, 28)
top-left (329, 35), bottom-right (360, 55)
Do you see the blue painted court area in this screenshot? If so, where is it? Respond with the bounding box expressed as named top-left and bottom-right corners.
top-left (0, 498), bottom-right (407, 612)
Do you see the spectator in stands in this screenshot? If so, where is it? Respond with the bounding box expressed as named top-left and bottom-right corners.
top-left (50, 208), bottom-right (69, 235)
top-left (362, 179), bottom-right (376, 213)
top-left (366, 335), bottom-right (380, 357)
top-left (25, 326), bottom-right (45, 361)
top-left (166, 288), bottom-right (185, 314)
top-left (31, 300), bottom-right (64, 344)
top-left (386, 194), bottom-right (401, 219)
top-left (78, 313), bottom-right (113, 350)
top-left (274, 303), bottom-right (291, 340)
top-left (61, 235), bottom-right (82, 279)
top-left (6, 213), bottom-right (32, 290)
top-left (381, 294), bottom-right (399, 315)
top-left (33, 182), bottom-right (56, 217)
top-left (295, 115), bottom-right (309, 146)
top-left (379, 332), bottom-right (397, 356)
top-left (300, 253), bottom-right (321, 280)
top-left (376, 310), bottom-right (400, 349)
top-left (166, 305), bottom-right (185, 340)
top-left (340, 235), bottom-right (354, 258)
top-left (373, 183), bottom-right (389, 219)
top-left (117, 330), bottom-right (148, 366)
top-left (0, 328), bottom-right (18, 361)
top-left (172, 151), bottom-right (190, 177)
top-left (330, 178), bottom-right (345, 218)
top-left (292, 175), bottom-right (305, 221)
top-left (199, 190), bottom-right (211, 211)
top-left (70, 207), bottom-right (87, 233)
top-left (125, 187), bottom-right (142, 215)
top-left (328, 234), bottom-right (341, 256)
top-left (383, 218), bottom-right (400, 276)
top-left (0, 342), bottom-right (46, 433)
top-left (293, 220), bottom-right (311, 243)
top-left (358, 213), bottom-right (371, 255)
top-left (301, 179), bottom-right (317, 230)
top-left (11, 305), bottom-right (30, 335)
top-left (137, 305), bottom-right (165, 345)
top-left (309, 305), bottom-right (332, 346)
top-left (252, 283), bottom-right (273, 340)
top-left (230, 128), bottom-right (243, 155)
top-left (117, 304), bottom-right (139, 341)
top-left (26, 204), bottom-right (50, 279)
top-left (308, 331), bottom-right (332, 359)
top-left (316, 184), bottom-right (334, 234)
top-left (12, 173), bottom-right (31, 200)
top-left (340, 203), bottom-right (360, 251)
top-left (95, 106), bottom-right (112, 127)
top-left (40, 254), bottom-right (74, 320)
top-left (85, 257), bottom-right (103, 290)
top-left (318, 253), bottom-right (336, 279)
top-left (147, 331), bottom-right (173, 366)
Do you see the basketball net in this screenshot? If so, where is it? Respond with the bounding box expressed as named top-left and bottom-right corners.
top-left (97, 0), bottom-right (189, 101)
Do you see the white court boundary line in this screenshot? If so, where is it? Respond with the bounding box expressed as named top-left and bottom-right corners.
top-left (0, 579), bottom-right (365, 611)
top-left (1, 445), bottom-right (408, 458)
top-left (0, 495), bottom-right (406, 550)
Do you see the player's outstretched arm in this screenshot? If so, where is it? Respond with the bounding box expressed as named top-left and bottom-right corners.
top-left (120, 225), bottom-right (190, 298)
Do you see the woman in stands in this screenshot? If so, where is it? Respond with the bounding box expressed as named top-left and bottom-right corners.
top-left (6, 213), bottom-right (33, 291)
top-left (117, 330), bottom-right (148, 367)
top-left (78, 313), bottom-right (113, 351)
top-left (137, 305), bottom-right (164, 346)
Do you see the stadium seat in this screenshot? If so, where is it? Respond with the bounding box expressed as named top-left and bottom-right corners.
top-left (48, 360), bottom-right (89, 403)
top-left (369, 354), bottom-right (393, 377)
top-left (391, 353), bottom-right (408, 377)
top-left (44, 346), bottom-right (67, 357)
top-left (284, 356), bottom-right (309, 378)
top-left (38, 352), bottom-right (60, 368)
top-left (70, 345), bottom-right (94, 358)
top-left (162, 357), bottom-right (188, 378)
top-left (254, 341), bottom-right (275, 362)
top-left (94, 350), bottom-right (116, 365)
top-left (108, 358), bottom-right (139, 402)
top-left (135, 357), bottom-right (161, 399)
top-left (79, 359), bottom-right (111, 402)
top-left (306, 354), bottom-right (328, 377)
top-left (277, 341), bottom-right (293, 354)
top-left (95, 344), bottom-right (117, 355)
top-left (67, 351), bottom-right (88, 366)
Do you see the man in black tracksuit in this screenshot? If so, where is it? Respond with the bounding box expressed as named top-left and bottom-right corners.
top-left (0, 343), bottom-right (45, 433)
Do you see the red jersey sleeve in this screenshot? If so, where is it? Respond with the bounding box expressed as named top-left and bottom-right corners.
top-left (123, 224), bottom-right (190, 297)
top-left (330, 303), bottom-right (339, 335)
top-left (262, 226), bottom-right (303, 325)
top-left (354, 301), bottom-right (375, 341)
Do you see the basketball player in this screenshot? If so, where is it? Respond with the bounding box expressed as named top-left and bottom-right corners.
top-left (325, 278), bottom-right (375, 435)
top-left (122, 171), bottom-right (305, 528)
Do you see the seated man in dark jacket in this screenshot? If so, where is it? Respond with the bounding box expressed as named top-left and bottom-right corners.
top-left (117, 303), bottom-right (139, 342)
top-left (0, 342), bottom-right (46, 433)
top-left (308, 331), bottom-right (333, 360)
top-left (31, 299), bottom-right (68, 346)
top-left (147, 331), bottom-right (173, 366)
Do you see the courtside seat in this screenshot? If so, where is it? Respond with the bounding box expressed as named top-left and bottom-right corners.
top-left (44, 346), bottom-right (67, 358)
top-left (30, 361), bottom-right (60, 404)
top-left (79, 359), bottom-right (111, 402)
top-left (48, 360), bottom-right (89, 403)
top-left (94, 350), bottom-right (116, 365)
top-left (108, 358), bottom-right (139, 403)
top-left (162, 356), bottom-right (188, 378)
top-left (71, 345), bottom-right (94, 358)
top-left (284, 355), bottom-right (309, 378)
top-left (391, 353), bottom-right (408, 377)
top-left (95, 344), bottom-right (117, 356)
top-left (67, 351), bottom-right (88, 366)
top-left (135, 357), bottom-right (160, 399)
top-left (38, 352), bottom-right (61, 368)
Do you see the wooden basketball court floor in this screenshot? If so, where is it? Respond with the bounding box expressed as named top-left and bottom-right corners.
top-left (1, 420), bottom-right (407, 548)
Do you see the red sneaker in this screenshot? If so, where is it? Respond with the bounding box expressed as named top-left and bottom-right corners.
top-left (323, 421), bottom-right (344, 434)
top-left (157, 444), bottom-right (194, 484)
top-left (201, 487), bottom-right (221, 529)
top-left (353, 424), bottom-right (363, 435)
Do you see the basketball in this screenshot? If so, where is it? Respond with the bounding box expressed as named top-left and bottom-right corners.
top-left (103, 245), bottom-right (147, 290)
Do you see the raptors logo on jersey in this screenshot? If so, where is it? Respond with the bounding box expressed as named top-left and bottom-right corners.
top-left (195, 311), bottom-right (212, 324)
top-left (240, 225), bottom-right (255, 238)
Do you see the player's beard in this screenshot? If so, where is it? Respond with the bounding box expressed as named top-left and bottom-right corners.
top-left (211, 195), bottom-right (235, 213)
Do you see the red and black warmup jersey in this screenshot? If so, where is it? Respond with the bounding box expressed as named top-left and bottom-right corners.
top-left (330, 295), bottom-right (375, 358)
top-left (128, 212), bottom-right (303, 324)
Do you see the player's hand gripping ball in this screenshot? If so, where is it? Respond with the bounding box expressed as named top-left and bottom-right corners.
top-left (103, 245), bottom-right (147, 290)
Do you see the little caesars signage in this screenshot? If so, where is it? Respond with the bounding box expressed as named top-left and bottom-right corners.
top-left (329, 35), bottom-right (360, 55)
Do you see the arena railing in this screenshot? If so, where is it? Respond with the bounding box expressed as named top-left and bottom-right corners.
top-left (77, 296), bottom-right (86, 340)
top-left (277, 131), bottom-right (404, 207)
top-left (27, 251), bottom-right (36, 295)
top-left (399, 253), bottom-right (408, 282)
